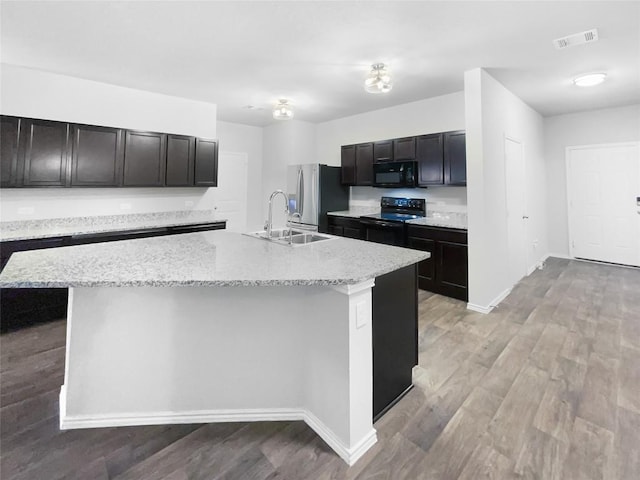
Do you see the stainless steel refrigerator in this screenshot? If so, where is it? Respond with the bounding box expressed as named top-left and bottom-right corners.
top-left (286, 164), bottom-right (349, 233)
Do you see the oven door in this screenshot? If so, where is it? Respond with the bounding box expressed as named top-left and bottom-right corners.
top-left (360, 218), bottom-right (406, 246)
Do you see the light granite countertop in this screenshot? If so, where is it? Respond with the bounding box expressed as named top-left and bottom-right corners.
top-left (0, 230), bottom-right (429, 288)
top-left (0, 210), bottom-right (225, 242)
top-left (327, 207), bottom-right (380, 218)
top-left (407, 213), bottom-right (467, 230)
top-left (328, 208), bottom-right (467, 230)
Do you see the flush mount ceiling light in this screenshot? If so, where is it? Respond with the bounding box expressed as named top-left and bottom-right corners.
top-left (573, 72), bottom-right (607, 87)
top-left (273, 99), bottom-right (294, 120)
top-left (364, 63), bottom-right (392, 94)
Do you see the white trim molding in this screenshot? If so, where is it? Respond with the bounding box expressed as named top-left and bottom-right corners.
top-left (467, 287), bottom-right (512, 314)
top-left (59, 396), bottom-right (377, 466)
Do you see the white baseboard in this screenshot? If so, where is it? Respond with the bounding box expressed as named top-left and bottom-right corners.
top-left (304, 410), bottom-right (377, 466)
top-left (547, 252), bottom-right (572, 260)
top-left (59, 387), bottom-right (377, 466)
top-left (466, 287), bottom-right (512, 314)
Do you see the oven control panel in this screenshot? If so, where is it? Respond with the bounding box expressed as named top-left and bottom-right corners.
top-left (380, 196), bottom-right (426, 215)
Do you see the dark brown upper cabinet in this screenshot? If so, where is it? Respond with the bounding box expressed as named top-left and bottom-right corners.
top-left (194, 138), bottom-right (218, 187)
top-left (123, 130), bottom-right (167, 187)
top-left (1, 116), bottom-right (21, 187)
top-left (356, 143), bottom-right (374, 186)
top-left (71, 124), bottom-right (123, 187)
top-left (416, 134), bottom-right (444, 186)
top-left (393, 137), bottom-right (416, 161)
top-left (341, 145), bottom-right (356, 185)
top-left (20, 118), bottom-right (70, 187)
top-left (166, 134), bottom-right (195, 187)
top-left (0, 115), bottom-right (218, 189)
top-left (444, 130), bottom-right (467, 186)
top-left (373, 140), bottom-right (393, 163)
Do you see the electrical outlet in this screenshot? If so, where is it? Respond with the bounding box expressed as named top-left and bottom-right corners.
top-left (356, 302), bottom-right (368, 328)
top-left (119, 203), bottom-right (132, 211)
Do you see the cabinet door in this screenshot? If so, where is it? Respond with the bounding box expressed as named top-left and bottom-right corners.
top-left (1, 116), bottom-right (21, 187)
top-left (341, 145), bottom-right (356, 185)
top-left (194, 138), bottom-right (218, 187)
top-left (416, 134), bottom-right (443, 186)
top-left (166, 134), bottom-right (195, 186)
top-left (407, 236), bottom-right (436, 291)
top-left (343, 226), bottom-right (362, 239)
top-left (71, 124), bottom-right (123, 186)
top-left (393, 137), bottom-right (416, 160)
top-left (123, 131), bottom-right (167, 186)
top-left (355, 143), bottom-right (374, 185)
top-left (437, 240), bottom-right (468, 300)
top-left (328, 224), bottom-right (344, 236)
top-left (21, 119), bottom-right (70, 187)
top-left (444, 131), bottom-right (466, 185)
top-left (373, 140), bottom-right (393, 163)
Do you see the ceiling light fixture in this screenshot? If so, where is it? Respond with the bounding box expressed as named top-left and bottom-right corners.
top-left (365, 63), bottom-right (392, 94)
top-left (573, 72), bottom-right (607, 87)
top-left (273, 99), bottom-right (294, 120)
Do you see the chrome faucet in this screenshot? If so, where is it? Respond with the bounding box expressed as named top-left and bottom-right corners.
top-left (266, 190), bottom-right (290, 238)
top-left (287, 212), bottom-right (301, 244)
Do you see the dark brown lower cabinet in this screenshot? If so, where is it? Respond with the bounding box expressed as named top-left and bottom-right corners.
top-left (372, 264), bottom-right (418, 421)
top-left (326, 215), bottom-right (363, 238)
top-left (0, 221), bottom-right (226, 332)
top-left (406, 225), bottom-right (468, 301)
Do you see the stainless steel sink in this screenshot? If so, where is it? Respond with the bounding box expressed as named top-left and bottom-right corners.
top-left (245, 229), bottom-right (334, 246)
top-left (245, 228), bottom-right (305, 240)
top-left (279, 233), bottom-right (332, 245)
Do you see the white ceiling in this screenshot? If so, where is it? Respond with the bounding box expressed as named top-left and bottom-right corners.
top-left (1, 1), bottom-right (639, 127)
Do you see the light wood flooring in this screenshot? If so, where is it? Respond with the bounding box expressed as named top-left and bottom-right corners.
top-left (1, 257), bottom-right (639, 479)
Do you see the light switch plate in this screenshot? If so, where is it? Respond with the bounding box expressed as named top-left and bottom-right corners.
top-left (356, 302), bottom-right (368, 329)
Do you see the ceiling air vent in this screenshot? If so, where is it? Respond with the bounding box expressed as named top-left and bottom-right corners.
top-left (553, 28), bottom-right (599, 49)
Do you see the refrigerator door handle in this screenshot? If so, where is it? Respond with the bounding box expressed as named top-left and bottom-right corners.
top-left (298, 168), bottom-right (304, 216)
top-left (312, 167), bottom-right (317, 217)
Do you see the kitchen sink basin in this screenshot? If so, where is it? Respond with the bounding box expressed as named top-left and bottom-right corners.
top-left (279, 233), bottom-right (332, 245)
top-left (245, 228), bottom-right (305, 240)
top-left (245, 229), bottom-right (334, 246)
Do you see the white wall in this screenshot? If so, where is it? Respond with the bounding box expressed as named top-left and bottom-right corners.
top-left (315, 91), bottom-right (468, 208)
top-left (261, 120), bottom-right (317, 228)
top-left (316, 92), bottom-right (466, 166)
top-left (216, 121), bottom-right (263, 230)
top-left (544, 104), bottom-right (640, 256)
top-left (0, 64), bottom-right (218, 221)
top-left (465, 68), bottom-right (547, 312)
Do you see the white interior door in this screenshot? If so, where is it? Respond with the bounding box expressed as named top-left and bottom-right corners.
top-left (567, 142), bottom-right (640, 267)
top-left (213, 152), bottom-right (248, 233)
top-left (505, 137), bottom-right (528, 285)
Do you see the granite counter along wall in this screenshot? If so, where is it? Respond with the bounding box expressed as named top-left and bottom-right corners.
top-left (0, 210), bottom-right (225, 332)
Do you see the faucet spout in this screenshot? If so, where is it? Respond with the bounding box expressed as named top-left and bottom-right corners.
top-left (266, 190), bottom-right (290, 238)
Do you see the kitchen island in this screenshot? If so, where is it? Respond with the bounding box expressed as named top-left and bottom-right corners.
top-left (0, 230), bottom-right (428, 465)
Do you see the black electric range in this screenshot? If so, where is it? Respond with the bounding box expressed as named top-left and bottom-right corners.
top-left (360, 197), bottom-right (426, 246)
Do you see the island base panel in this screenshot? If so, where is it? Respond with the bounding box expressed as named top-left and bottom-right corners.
top-left (60, 283), bottom-right (377, 465)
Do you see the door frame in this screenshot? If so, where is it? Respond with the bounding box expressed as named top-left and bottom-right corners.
top-left (565, 141), bottom-right (640, 262)
top-left (504, 135), bottom-right (528, 285)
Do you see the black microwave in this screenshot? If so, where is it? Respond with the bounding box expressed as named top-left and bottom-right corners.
top-left (373, 161), bottom-right (417, 188)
